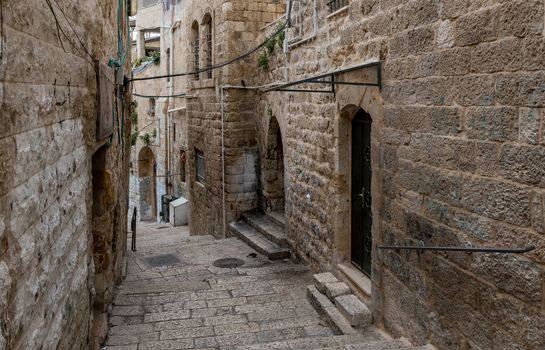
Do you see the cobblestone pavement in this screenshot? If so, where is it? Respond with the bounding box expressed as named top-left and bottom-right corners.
top-left (104, 222), bottom-right (392, 350)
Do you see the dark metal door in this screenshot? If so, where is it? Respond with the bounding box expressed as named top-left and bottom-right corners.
top-left (351, 110), bottom-right (372, 276)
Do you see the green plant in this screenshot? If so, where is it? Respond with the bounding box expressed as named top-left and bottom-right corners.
top-left (150, 51), bottom-right (161, 64)
top-left (258, 52), bottom-right (269, 71)
top-left (140, 133), bottom-right (151, 146)
top-left (133, 57), bottom-right (143, 67)
top-left (131, 131), bottom-right (139, 146)
top-left (151, 128), bottom-right (157, 138)
top-left (276, 22), bottom-right (285, 48)
top-left (264, 37), bottom-right (276, 53)
top-left (131, 110), bottom-right (138, 127)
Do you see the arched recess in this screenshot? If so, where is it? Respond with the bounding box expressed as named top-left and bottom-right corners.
top-left (138, 146), bottom-right (157, 221)
top-left (262, 116), bottom-right (286, 213)
top-left (202, 13), bottom-right (213, 79)
top-left (191, 20), bottom-right (200, 81)
top-left (334, 104), bottom-right (378, 276)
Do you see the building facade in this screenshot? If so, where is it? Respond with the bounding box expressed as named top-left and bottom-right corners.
top-left (0, 0), bottom-right (131, 348)
top-left (130, 0), bottom-right (190, 223)
top-left (129, 0), bottom-right (545, 348)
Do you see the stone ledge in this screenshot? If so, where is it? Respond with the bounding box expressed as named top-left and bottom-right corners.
top-left (337, 263), bottom-right (372, 304)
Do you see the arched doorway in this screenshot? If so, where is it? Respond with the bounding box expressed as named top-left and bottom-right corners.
top-left (351, 109), bottom-right (373, 276)
top-left (262, 116), bottom-right (285, 213)
top-left (138, 146), bottom-right (157, 221)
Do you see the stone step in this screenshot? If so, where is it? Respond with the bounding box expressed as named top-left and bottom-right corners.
top-left (229, 221), bottom-right (290, 260)
top-left (242, 212), bottom-right (288, 247)
top-left (335, 294), bottom-right (373, 327)
top-left (265, 210), bottom-right (287, 230)
top-left (307, 285), bottom-right (358, 335)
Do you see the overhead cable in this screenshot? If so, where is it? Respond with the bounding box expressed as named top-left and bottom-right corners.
top-left (128, 1), bottom-right (293, 83)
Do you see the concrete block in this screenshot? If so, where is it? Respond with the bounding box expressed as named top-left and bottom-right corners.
top-left (335, 294), bottom-right (372, 327)
top-left (324, 281), bottom-right (351, 300)
top-left (313, 272), bottom-right (338, 293)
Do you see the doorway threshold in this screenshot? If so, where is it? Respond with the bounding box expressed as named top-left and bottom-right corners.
top-left (337, 263), bottom-right (372, 305)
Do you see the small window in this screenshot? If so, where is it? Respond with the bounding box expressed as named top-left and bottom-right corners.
top-left (166, 48), bottom-right (171, 82)
top-left (327, 0), bottom-right (348, 13)
top-left (173, 122), bottom-right (176, 141)
top-left (148, 98), bottom-right (156, 118)
top-left (195, 149), bottom-right (205, 183)
top-left (180, 149), bottom-right (186, 182)
top-left (203, 14), bottom-right (213, 79)
top-left (191, 21), bottom-right (200, 81)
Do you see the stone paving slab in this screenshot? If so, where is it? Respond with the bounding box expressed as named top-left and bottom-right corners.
top-left (103, 222), bottom-right (413, 350)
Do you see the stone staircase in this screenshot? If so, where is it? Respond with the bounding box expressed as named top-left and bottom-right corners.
top-left (301, 272), bottom-right (430, 350)
top-left (229, 211), bottom-right (290, 260)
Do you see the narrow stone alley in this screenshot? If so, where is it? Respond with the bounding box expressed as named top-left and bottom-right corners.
top-left (104, 222), bottom-right (424, 350)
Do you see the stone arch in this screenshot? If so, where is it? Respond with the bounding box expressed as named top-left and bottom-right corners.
top-left (262, 116), bottom-right (286, 212)
top-left (138, 146), bottom-right (157, 221)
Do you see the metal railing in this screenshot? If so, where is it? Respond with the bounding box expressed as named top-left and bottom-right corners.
top-left (378, 244), bottom-right (536, 254)
top-left (327, 0), bottom-right (348, 13)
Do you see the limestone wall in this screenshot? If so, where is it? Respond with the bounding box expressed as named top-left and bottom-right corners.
top-left (254, 0), bottom-right (545, 348)
top-left (0, 0), bottom-right (131, 348)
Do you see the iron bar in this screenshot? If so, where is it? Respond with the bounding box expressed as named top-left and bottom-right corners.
top-left (307, 80), bottom-right (382, 86)
top-left (378, 245), bottom-right (536, 254)
top-left (276, 88), bottom-right (335, 93)
top-left (262, 61), bottom-right (381, 93)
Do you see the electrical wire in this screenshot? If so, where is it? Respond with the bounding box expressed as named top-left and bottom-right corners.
top-left (128, 1), bottom-right (293, 83)
top-left (44, 0), bottom-right (94, 65)
top-left (51, 0), bottom-right (94, 61)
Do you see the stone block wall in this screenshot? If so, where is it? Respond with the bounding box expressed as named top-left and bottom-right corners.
top-left (180, 0), bottom-right (284, 237)
top-left (254, 0), bottom-right (545, 348)
top-left (1, 0), bottom-right (130, 348)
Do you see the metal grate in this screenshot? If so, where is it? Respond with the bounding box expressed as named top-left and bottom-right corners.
top-left (143, 254), bottom-right (181, 267)
top-left (195, 149), bottom-right (205, 183)
top-left (327, 0), bottom-right (348, 13)
top-left (213, 258), bottom-right (245, 268)
top-left (205, 33), bottom-right (213, 79)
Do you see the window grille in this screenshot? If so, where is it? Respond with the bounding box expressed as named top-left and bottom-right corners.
top-left (327, 0), bottom-right (348, 13)
top-left (195, 149), bottom-right (205, 182)
top-left (193, 38), bottom-right (200, 81)
top-left (148, 98), bottom-right (156, 117)
top-left (180, 149), bottom-right (186, 182)
top-left (166, 48), bottom-right (170, 82)
top-left (205, 32), bottom-right (213, 79)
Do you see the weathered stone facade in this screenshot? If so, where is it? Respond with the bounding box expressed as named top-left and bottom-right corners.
top-left (0, 0), bottom-right (131, 348)
top-left (130, 0), bottom-right (190, 223)
top-left (175, 0), bottom-right (545, 349)
top-left (257, 1), bottom-right (545, 348)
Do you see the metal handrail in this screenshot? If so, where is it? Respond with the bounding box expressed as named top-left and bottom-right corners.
top-left (377, 245), bottom-right (536, 254)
